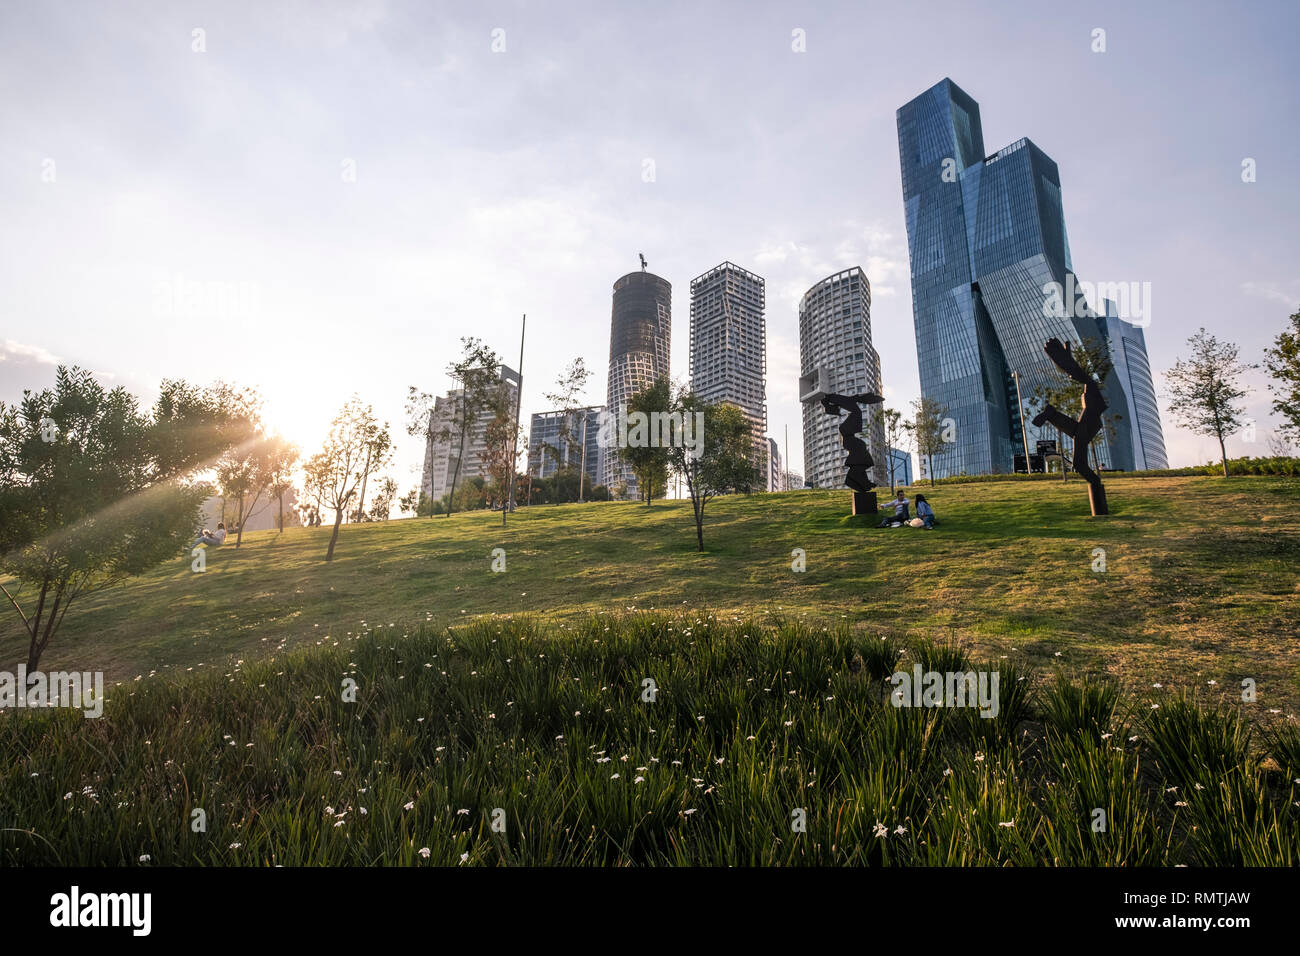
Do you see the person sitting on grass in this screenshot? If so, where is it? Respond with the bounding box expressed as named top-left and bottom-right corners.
top-left (879, 490), bottom-right (909, 527)
top-left (915, 494), bottom-right (937, 529)
top-left (193, 522), bottom-right (227, 548)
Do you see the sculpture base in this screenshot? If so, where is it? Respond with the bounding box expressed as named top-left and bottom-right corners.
top-left (852, 491), bottom-right (878, 516)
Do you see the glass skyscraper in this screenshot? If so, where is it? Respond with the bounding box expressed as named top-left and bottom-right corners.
top-left (897, 78), bottom-right (1166, 476)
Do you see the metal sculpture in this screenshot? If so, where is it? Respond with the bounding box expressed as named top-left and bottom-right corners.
top-left (1030, 337), bottom-right (1109, 516)
top-left (820, 391), bottom-right (885, 515)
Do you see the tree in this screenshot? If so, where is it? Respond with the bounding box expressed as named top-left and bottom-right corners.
top-left (905, 396), bottom-right (950, 486)
top-left (543, 358), bottom-right (593, 494)
top-left (369, 476), bottom-right (398, 521)
top-left (874, 406), bottom-right (906, 492)
top-left (666, 392), bottom-right (759, 552)
top-left (406, 338), bottom-right (502, 519)
top-left (1263, 307), bottom-right (1300, 444)
top-left (263, 436), bottom-right (300, 532)
top-left (1166, 328), bottom-right (1255, 478)
top-left (349, 421), bottom-right (394, 523)
top-left (618, 377), bottom-right (673, 505)
top-left (303, 397), bottom-right (392, 560)
top-left (0, 367), bottom-right (242, 671)
top-left (212, 390), bottom-right (273, 548)
top-left (478, 394), bottom-right (524, 510)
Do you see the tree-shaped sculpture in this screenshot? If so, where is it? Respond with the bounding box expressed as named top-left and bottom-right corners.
top-left (820, 391), bottom-right (885, 515)
top-left (1031, 337), bottom-right (1109, 515)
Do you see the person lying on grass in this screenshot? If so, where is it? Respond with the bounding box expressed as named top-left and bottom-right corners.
top-left (879, 490), bottom-right (909, 527)
top-left (193, 522), bottom-right (227, 548)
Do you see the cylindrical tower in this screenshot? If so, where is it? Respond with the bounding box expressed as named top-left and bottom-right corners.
top-left (603, 270), bottom-right (672, 497)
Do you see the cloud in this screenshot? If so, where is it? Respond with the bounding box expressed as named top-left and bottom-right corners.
top-left (1241, 281), bottom-right (1300, 307)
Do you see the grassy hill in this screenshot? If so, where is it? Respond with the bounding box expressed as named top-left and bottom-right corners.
top-left (3, 475), bottom-right (1299, 710)
top-left (3, 474), bottom-right (1299, 866)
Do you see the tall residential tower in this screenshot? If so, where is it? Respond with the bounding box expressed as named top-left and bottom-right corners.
top-left (798, 267), bottom-right (887, 490)
top-left (603, 269), bottom-right (672, 497)
top-left (689, 261), bottom-right (767, 473)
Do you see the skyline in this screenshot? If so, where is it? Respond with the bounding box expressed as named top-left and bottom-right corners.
top-left (2, 0), bottom-right (1298, 498)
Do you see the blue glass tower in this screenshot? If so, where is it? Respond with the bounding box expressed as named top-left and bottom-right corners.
top-left (897, 79), bottom-right (1165, 476)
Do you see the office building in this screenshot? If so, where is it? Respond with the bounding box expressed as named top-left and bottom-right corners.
top-left (896, 78), bottom-right (1166, 476)
top-left (528, 406), bottom-right (606, 485)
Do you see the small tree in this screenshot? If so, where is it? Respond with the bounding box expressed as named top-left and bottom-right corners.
top-left (544, 358), bottom-right (593, 480)
top-left (0, 367), bottom-right (242, 671)
top-left (369, 476), bottom-right (398, 520)
top-left (618, 377), bottom-right (673, 505)
top-left (406, 338), bottom-right (502, 520)
top-left (874, 406), bottom-right (905, 492)
top-left (905, 396), bottom-right (950, 486)
top-left (303, 397), bottom-right (392, 560)
top-left (667, 392), bottom-right (759, 552)
top-left (213, 391), bottom-right (273, 548)
top-left (1263, 307), bottom-right (1300, 445)
top-left (1166, 328), bottom-right (1255, 478)
top-left (263, 436), bottom-right (300, 532)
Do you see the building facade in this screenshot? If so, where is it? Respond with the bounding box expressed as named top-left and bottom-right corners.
top-left (896, 78), bottom-right (1166, 477)
top-left (528, 406), bottom-right (606, 485)
top-left (603, 270), bottom-right (672, 497)
top-left (689, 261), bottom-right (767, 473)
top-left (421, 364), bottom-right (521, 505)
top-left (1099, 301), bottom-right (1167, 470)
top-left (798, 267), bottom-right (888, 490)
top-left (885, 446), bottom-right (913, 488)
top-left (766, 436), bottom-right (782, 492)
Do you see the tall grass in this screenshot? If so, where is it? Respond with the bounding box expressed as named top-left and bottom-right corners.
top-left (1, 614), bottom-right (1293, 865)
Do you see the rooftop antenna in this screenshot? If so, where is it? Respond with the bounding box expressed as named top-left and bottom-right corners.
top-left (639, 252), bottom-right (647, 272)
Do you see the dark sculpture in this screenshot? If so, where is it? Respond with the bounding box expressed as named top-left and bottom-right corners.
top-left (1030, 337), bottom-right (1109, 516)
top-left (820, 392), bottom-right (885, 515)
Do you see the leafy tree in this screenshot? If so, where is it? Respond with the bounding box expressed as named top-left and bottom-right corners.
top-left (618, 377), bottom-right (672, 505)
top-left (368, 476), bottom-right (398, 521)
top-left (1166, 328), bottom-right (1255, 478)
top-left (1263, 307), bottom-right (1300, 444)
top-left (0, 367), bottom-right (242, 671)
top-left (212, 390), bottom-right (273, 547)
top-left (303, 397), bottom-right (392, 560)
top-left (263, 436), bottom-right (300, 532)
top-left (904, 396), bottom-right (950, 486)
top-left (666, 392), bottom-right (759, 551)
top-left (478, 399), bottom-right (523, 511)
top-left (406, 338), bottom-right (502, 519)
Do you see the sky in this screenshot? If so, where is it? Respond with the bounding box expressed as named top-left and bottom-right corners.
top-left (2, 0), bottom-right (1298, 500)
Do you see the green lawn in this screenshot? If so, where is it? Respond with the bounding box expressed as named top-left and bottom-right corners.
top-left (3, 475), bottom-right (1299, 713)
